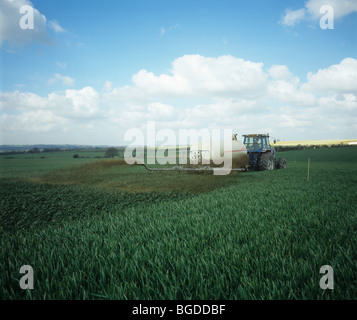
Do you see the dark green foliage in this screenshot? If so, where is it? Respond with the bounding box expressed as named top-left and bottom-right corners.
top-left (0, 180), bottom-right (188, 233)
top-left (104, 147), bottom-right (119, 158)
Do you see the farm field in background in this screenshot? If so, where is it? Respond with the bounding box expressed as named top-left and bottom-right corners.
top-left (271, 139), bottom-right (357, 147)
top-left (0, 147), bottom-right (356, 299)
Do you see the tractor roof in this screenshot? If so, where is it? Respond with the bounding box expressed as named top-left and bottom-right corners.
top-left (242, 134), bottom-right (270, 137)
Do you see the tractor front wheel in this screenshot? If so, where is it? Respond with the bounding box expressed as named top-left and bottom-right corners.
top-left (259, 153), bottom-right (274, 171)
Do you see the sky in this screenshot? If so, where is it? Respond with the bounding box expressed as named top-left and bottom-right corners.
top-left (0, 0), bottom-right (357, 145)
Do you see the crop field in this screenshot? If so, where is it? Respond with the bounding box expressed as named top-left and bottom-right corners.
top-left (0, 147), bottom-right (356, 299)
top-left (271, 139), bottom-right (357, 147)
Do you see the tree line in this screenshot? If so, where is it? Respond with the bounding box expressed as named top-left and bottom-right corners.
top-left (274, 143), bottom-right (355, 152)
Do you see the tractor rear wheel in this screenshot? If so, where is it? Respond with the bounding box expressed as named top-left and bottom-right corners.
top-left (259, 152), bottom-right (274, 171)
top-left (277, 158), bottom-right (287, 169)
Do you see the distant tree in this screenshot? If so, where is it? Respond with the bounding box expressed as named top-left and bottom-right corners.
top-left (73, 154), bottom-right (79, 158)
top-left (104, 147), bottom-right (119, 158)
top-left (29, 147), bottom-right (40, 153)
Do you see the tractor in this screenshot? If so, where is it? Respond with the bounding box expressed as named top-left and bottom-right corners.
top-left (242, 134), bottom-right (287, 171)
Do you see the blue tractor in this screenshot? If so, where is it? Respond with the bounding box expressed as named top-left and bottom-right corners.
top-left (242, 134), bottom-right (287, 171)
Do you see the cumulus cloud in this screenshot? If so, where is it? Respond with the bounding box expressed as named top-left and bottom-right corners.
top-left (0, 110), bottom-right (68, 133)
top-left (64, 87), bottom-right (99, 117)
top-left (0, 0), bottom-right (65, 48)
top-left (303, 58), bottom-right (357, 94)
top-left (0, 90), bottom-right (48, 110)
top-left (1, 55), bottom-right (356, 144)
top-left (132, 55), bottom-right (267, 98)
top-left (267, 65), bottom-right (318, 106)
top-left (305, 0), bottom-right (357, 19)
top-left (268, 59), bottom-right (357, 107)
top-left (147, 102), bottom-right (175, 120)
top-left (181, 97), bottom-right (267, 130)
top-left (269, 65), bottom-right (294, 81)
top-left (280, 0), bottom-right (357, 27)
top-left (268, 80), bottom-right (316, 106)
top-left (268, 68), bottom-right (316, 106)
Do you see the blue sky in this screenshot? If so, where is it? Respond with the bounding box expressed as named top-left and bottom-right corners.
top-left (1, 0), bottom-right (357, 145)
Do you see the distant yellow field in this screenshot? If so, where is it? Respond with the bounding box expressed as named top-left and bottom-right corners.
top-left (271, 139), bottom-right (357, 147)
top-left (146, 139), bottom-right (357, 149)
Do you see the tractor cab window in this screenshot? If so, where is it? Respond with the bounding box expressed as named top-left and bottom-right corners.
top-left (244, 137), bottom-right (262, 150)
top-left (261, 137), bottom-right (270, 149)
top-left (244, 136), bottom-right (271, 150)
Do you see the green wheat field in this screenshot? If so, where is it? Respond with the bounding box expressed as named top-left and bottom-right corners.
top-left (1, 147), bottom-right (356, 299)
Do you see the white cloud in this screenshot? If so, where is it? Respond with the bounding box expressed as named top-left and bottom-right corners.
top-left (268, 80), bottom-right (316, 106)
top-left (64, 87), bottom-right (99, 117)
top-left (181, 97), bottom-right (267, 130)
top-left (132, 54), bottom-right (267, 98)
top-left (147, 102), bottom-right (175, 120)
top-left (267, 66), bottom-right (317, 106)
top-left (0, 110), bottom-right (68, 133)
top-left (280, 8), bottom-right (306, 27)
top-left (48, 73), bottom-right (75, 87)
top-left (269, 109), bottom-right (311, 129)
top-left (1, 55), bottom-right (357, 144)
top-left (269, 65), bottom-right (294, 81)
top-left (303, 58), bottom-right (357, 94)
top-left (268, 59), bottom-right (357, 106)
top-left (0, 0), bottom-right (65, 48)
top-left (306, 0), bottom-right (357, 19)
top-left (0, 0), bottom-right (49, 47)
top-left (0, 90), bottom-right (48, 110)
top-left (281, 0), bottom-right (357, 27)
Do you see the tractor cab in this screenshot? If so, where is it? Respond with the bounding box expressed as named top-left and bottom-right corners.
top-left (243, 134), bottom-right (271, 151)
top-left (242, 134), bottom-right (286, 171)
